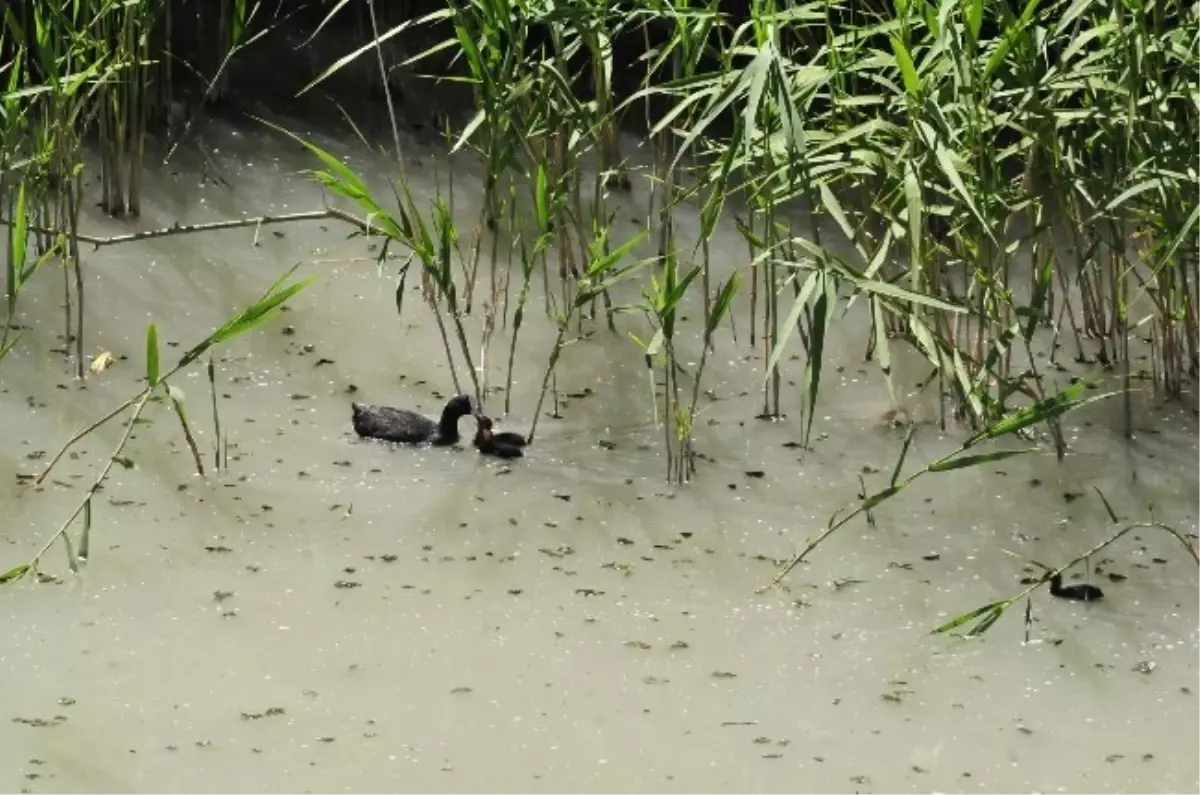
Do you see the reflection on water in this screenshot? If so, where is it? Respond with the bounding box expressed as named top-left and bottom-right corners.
top-left (0, 113), bottom-right (1196, 794)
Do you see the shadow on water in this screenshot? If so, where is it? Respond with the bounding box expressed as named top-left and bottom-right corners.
top-left (0, 109), bottom-right (1196, 793)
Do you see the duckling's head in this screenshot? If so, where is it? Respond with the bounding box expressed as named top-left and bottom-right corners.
top-left (474, 415), bottom-right (495, 445)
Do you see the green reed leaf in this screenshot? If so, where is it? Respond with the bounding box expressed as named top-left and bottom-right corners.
top-left (707, 272), bottom-right (742, 338)
top-left (966, 382), bottom-right (1118, 446)
top-left (80, 499), bottom-right (90, 562)
top-left (932, 600), bottom-right (1010, 634)
top-left (1092, 486), bottom-right (1120, 523)
top-left (62, 529), bottom-right (77, 574)
top-left (862, 484), bottom-right (906, 510)
top-left (889, 36), bottom-right (921, 99)
top-left (7, 179), bottom-right (26, 314)
top-left (890, 425), bottom-right (915, 488)
top-left (765, 270), bottom-right (817, 381)
top-left (181, 265), bottom-right (314, 367)
top-left (145, 323), bottom-right (160, 387)
top-left (0, 334), bottom-right (19, 365)
top-left (802, 280), bottom-right (833, 446)
top-left (0, 564), bottom-right (30, 584)
top-left (929, 449), bottom-right (1034, 472)
top-left (534, 163), bottom-right (549, 234)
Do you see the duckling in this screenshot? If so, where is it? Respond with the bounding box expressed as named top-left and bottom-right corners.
top-left (474, 416), bottom-right (526, 459)
top-left (1049, 573), bottom-right (1104, 602)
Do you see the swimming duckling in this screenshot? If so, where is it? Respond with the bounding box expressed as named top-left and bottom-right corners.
top-left (1049, 573), bottom-right (1104, 602)
top-left (474, 416), bottom-right (527, 459)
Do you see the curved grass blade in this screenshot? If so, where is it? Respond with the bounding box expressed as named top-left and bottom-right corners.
top-left (167, 384), bottom-right (204, 477)
top-left (0, 333), bottom-right (19, 365)
top-left (966, 604), bottom-right (1008, 636)
top-left (932, 599), bottom-right (1009, 634)
top-left (0, 564), bottom-right (29, 584)
top-left (707, 272), bottom-right (742, 336)
top-left (62, 529), bottom-right (78, 574)
top-left (802, 282), bottom-right (831, 446)
top-left (80, 499), bottom-right (90, 562)
top-left (966, 383), bottom-right (1117, 446)
top-left (1092, 486), bottom-right (1120, 523)
top-left (890, 425), bottom-right (915, 488)
top-left (6, 179), bottom-right (26, 315)
top-left (862, 483), bottom-right (906, 510)
top-left (872, 298), bottom-right (895, 404)
top-left (928, 449), bottom-right (1034, 472)
top-left (182, 265), bottom-right (315, 367)
top-left (764, 270), bottom-right (818, 381)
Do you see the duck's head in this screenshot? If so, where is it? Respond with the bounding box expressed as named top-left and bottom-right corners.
top-left (445, 393), bottom-right (477, 418)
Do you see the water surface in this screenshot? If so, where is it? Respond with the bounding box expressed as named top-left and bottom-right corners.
top-left (1, 113), bottom-right (1196, 794)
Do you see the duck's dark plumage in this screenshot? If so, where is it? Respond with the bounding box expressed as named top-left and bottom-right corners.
top-left (474, 416), bottom-right (527, 459)
top-left (1049, 573), bottom-right (1104, 602)
top-left (351, 394), bottom-right (476, 445)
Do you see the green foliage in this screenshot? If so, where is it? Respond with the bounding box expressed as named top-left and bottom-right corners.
top-left (1, 266), bottom-right (313, 582)
top-left (179, 265), bottom-right (315, 368)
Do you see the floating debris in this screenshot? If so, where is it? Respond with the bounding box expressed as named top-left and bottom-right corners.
top-left (240, 707), bottom-right (286, 720)
top-left (89, 351), bottom-right (116, 374)
top-left (12, 716), bottom-right (68, 728)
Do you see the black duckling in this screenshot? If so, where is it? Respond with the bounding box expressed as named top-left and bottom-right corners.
top-left (351, 394), bottom-right (476, 445)
top-left (1049, 573), bottom-right (1104, 602)
top-left (478, 417), bottom-right (528, 448)
top-left (473, 416), bottom-right (526, 459)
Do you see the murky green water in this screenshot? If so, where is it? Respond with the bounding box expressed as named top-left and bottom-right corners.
top-left (1, 112), bottom-right (1196, 794)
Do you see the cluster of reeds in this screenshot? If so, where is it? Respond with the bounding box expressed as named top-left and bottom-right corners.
top-left (0, 266), bottom-right (314, 584)
top-left (0, 2), bottom-right (314, 580)
top-left (290, 0), bottom-right (1195, 482)
top-left (277, 0), bottom-right (1198, 598)
top-left (0, 0), bottom-right (259, 379)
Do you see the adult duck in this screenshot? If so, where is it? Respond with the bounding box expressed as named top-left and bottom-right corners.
top-left (351, 394), bottom-right (477, 445)
top-left (473, 416), bottom-right (527, 459)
